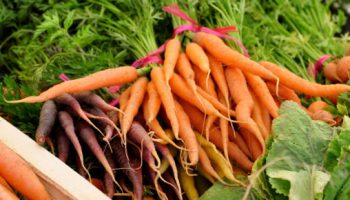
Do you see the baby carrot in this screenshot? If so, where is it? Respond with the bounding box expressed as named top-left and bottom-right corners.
top-left (260, 61), bottom-right (350, 97)
top-left (6, 66), bottom-right (137, 103)
top-left (186, 42), bottom-right (210, 73)
top-left (193, 32), bottom-right (276, 80)
top-left (35, 100), bottom-right (57, 145)
top-left (163, 38), bottom-right (181, 84)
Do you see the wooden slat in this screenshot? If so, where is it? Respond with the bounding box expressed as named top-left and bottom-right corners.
top-left (0, 117), bottom-right (110, 200)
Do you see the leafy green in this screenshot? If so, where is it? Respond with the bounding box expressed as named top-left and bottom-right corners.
top-left (262, 101), bottom-right (333, 198)
top-left (199, 182), bottom-right (258, 200)
top-left (324, 147), bottom-right (350, 200)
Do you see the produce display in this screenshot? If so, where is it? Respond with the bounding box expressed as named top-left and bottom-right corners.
top-left (1, 0), bottom-right (350, 200)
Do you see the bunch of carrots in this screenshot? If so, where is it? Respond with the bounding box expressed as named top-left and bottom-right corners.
top-left (324, 55), bottom-right (350, 83)
top-left (7, 27), bottom-right (350, 199)
top-left (0, 141), bottom-right (51, 200)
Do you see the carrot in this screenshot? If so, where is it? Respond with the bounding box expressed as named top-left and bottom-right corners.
top-left (208, 54), bottom-right (230, 111)
top-left (195, 133), bottom-right (244, 185)
top-left (186, 42), bottom-right (210, 73)
top-left (198, 146), bottom-right (225, 184)
top-left (77, 121), bottom-right (116, 183)
top-left (250, 89), bottom-right (269, 139)
top-left (118, 86), bottom-right (132, 124)
top-left (245, 73), bottom-right (279, 118)
top-left (192, 32), bottom-right (276, 80)
top-left (204, 115), bottom-right (218, 140)
top-left (35, 100), bottom-right (57, 145)
top-left (55, 93), bottom-right (101, 134)
top-left (170, 73), bottom-right (235, 117)
top-left (163, 37), bottom-right (181, 84)
top-left (73, 92), bottom-right (121, 113)
top-left (103, 111), bottom-right (119, 142)
top-left (56, 128), bottom-right (71, 163)
top-left (260, 61), bottom-right (350, 97)
top-left (308, 100), bottom-right (329, 113)
top-left (336, 56), bottom-right (350, 82)
top-left (121, 77), bottom-right (148, 140)
top-left (142, 96), bottom-right (178, 147)
top-left (197, 87), bottom-right (236, 116)
top-left (192, 64), bottom-right (216, 95)
top-left (227, 128), bottom-right (251, 158)
top-left (90, 178), bottom-right (106, 193)
top-left (174, 100), bottom-right (199, 166)
top-left (179, 166), bottom-right (199, 200)
top-left (155, 143), bottom-right (181, 199)
top-left (0, 176), bottom-right (14, 194)
top-left (85, 107), bottom-right (118, 132)
top-left (225, 67), bottom-right (265, 153)
top-left (58, 111), bottom-right (89, 179)
top-left (151, 67), bottom-right (179, 138)
top-left (104, 149), bottom-right (118, 198)
top-left (0, 141), bottom-right (51, 200)
top-left (323, 62), bottom-right (340, 82)
top-left (0, 183), bottom-right (19, 200)
top-left (266, 81), bottom-right (301, 105)
top-left (181, 100), bottom-right (253, 170)
top-left (240, 128), bottom-right (263, 161)
top-left (112, 138), bottom-right (143, 200)
top-left (127, 121), bottom-right (161, 168)
top-left (218, 92), bottom-right (229, 162)
top-left (175, 52), bottom-right (198, 95)
top-left (6, 66), bottom-right (137, 103)
top-left (146, 82), bottom-right (161, 123)
top-left (260, 104), bottom-right (272, 135)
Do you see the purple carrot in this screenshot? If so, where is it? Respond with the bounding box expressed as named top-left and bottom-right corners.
top-left (56, 128), bottom-right (71, 163)
top-left (104, 111), bottom-right (120, 142)
top-left (75, 153), bottom-right (87, 178)
top-left (128, 121), bottom-right (160, 168)
top-left (85, 107), bottom-right (119, 133)
top-left (73, 92), bottom-right (121, 113)
top-left (76, 120), bottom-right (116, 183)
top-left (156, 143), bottom-right (181, 199)
top-left (112, 138), bottom-right (143, 200)
top-left (104, 149), bottom-right (119, 198)
top-left (35, 100), bottom-right (57, 145)
top-left (58, 111), bottom-right (89, 178)
top-left (54, 93), bottom-right (101, 134)
top-left (162, 170), bottom-right (181, 200)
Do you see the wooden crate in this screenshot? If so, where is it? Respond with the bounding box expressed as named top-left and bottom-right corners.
top-left (0, 117), bottom-right (110, 200)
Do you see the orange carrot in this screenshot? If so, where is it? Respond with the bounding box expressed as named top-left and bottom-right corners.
top-left (197, 87), bottom-right (236, 117)
top-left (245, 73), bottom-right (279, 118)
top-left (192, 64), bottom-right (217, 96)
top-left (240, 128), bottom-right (263, 161)
top-left (260, 101), bottom-right (272, 135)
top-left (163, 38), bottom-right (181, 84)
top-left (175, 52), bottom-right (197, 94)
top-left (227, 128), bottom-right (251, 158)
top-left (260, 61), bottom-right (350, 97)
top-left (0, 176), bottom-right (14, 194)
top-left (218, 92), bottom-right (229, 161)
top-left (323, 62), bottom-right (340, 82)
top-left (0, 141), bottom-right (51, 200)
top-left (0, 183), bottom-right (19, 200)
top-left (193, 32), bottom-right (276, 80)
top-left (266, 81), bottom-right (301, 105)
top-left (6, 66), bottom-right (137, 103)
top-left (151, 67), bottom-right (179, 138)
top-left (186, 43), bottom-right (210, 73)
top-left (225, 67), bottom-right (265, 153)
top-left (146, 82), bottom-right (161, 123)
top-left (180, 100), bottom-right (253, 170)
top-left (336, 56), bottom-right (350, 82)
top-left (121, 77), bottom-right (148, 139)
top-left (308, 100), bottom-right (329, 113)
top-left (198, 146), bottom-right (224, 183)
top-left (169, 73), bottom-right (230, 117)
top-left (118, 86), bottom-right (132, 124)
top-left (142, 95), bottom-right (178, 147)
top-left (250, 89), bottom-right (269, 139)
top-left (174, 100), bottom-right (199, 166)
top-left (208, 54), bottom-right (230, 110)
top-left (204, 115), bottom-right (218, 140)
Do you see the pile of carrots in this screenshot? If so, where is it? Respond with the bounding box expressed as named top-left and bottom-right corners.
top-left (7, 31), bottom-right (350, 199)
top-left (0, 141), bottom-right (51, 200)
